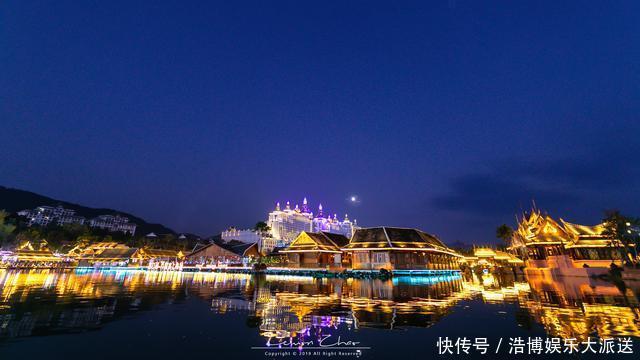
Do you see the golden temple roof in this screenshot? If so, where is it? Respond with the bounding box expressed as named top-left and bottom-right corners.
top-left (14, 249), bottom-right (62, 262)
top-left (561, 220), bottom-right (606, 237)
top-left (137, 248), bottom-right (184, 259)
top-left (78, 247), bottom-right (139, 261)
top-left (514, 209), bottom-right (623, 249)
top-left (281, 231), bottom-right (349, 253)
top-left (474, 248), bottom-right (497, 258)
top-left (469, 248), bottom-right (523, 264)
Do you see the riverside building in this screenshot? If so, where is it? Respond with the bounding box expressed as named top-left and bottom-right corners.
top-left (511, 208), bottom-right (629, 277)
top-left (341, 227), bottom-right (462, 270)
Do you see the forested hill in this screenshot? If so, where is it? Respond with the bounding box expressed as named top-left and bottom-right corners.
top-left (0, 185), bottom-right (175, 235)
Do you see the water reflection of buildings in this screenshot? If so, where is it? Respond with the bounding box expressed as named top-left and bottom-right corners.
top-left (216, 275), bottom-right (474, 341)
top-left (0, 270), bottom-right (638, 345)
top-left (207, 273), bottom-right (640, 345)
top-left (0, 269), bottom-right (189, 339)
top-left (519, 276), bottom-right (640, 341)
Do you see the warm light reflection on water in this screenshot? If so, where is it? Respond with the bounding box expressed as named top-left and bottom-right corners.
top-left (0, 269), bottom-right (638, 344)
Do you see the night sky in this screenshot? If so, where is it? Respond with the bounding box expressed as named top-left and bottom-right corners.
top-left (2, 1), bottom-right (639, 243)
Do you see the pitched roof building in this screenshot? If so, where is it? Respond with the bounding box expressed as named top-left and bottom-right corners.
top-left (512, 209), bottom-right (627, 269)
top-left (341, 227), bottom-right (462, 270)
top-left (282, 231), bottom-right (350, 269)
top-left (184, 242), bottom-right (243, 265)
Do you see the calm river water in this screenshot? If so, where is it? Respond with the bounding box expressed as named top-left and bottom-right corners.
top-left (0, 269), bottom-right (638, 359)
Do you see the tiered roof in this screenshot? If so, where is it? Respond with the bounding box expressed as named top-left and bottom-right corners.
top-left (470, 248), bottom-right (523, 264)
top-left (282, 231), bottom-right (350, 254)
top-left (137, 248), bottom-right (184, 259)
top-left (514, 209), bottom-right (620, 248)
top-left (15, 249), bottom-right (62, 262)
top-left (514, 210), bottom-right (571, 245)
top-left (224, 242), bottom-right (260, 257)
top-left (13, 241), bottom-right (62, 262)
top-left (561, 220), bottom-right (620, 248)
top-left (341, 227), bottom-right (461, 256)
top-left (84, 248), bottom-right (139, 261)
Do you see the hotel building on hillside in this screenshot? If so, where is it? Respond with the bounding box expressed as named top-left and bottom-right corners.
top-left (19, 205), bottom-right (86, 227)
top-left (18, 205), bottom-right (137, 235)
top-left (511, 209), bottom-right (628, 276)
top-left (340, 227), bottom-right (462, 270)
top-left (88, 215), bottom-right (137, 235)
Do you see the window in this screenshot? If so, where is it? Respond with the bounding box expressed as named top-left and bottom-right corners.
top-left (355, 252), bottom-right (369, 263)
top-left (372, 252), bottom-right (388, 264)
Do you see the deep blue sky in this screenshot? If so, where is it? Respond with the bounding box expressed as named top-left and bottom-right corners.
top-left (2, 1), bottom-right (639, 243)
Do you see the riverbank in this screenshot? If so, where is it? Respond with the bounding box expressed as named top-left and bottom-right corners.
top-left (5, 265), bottom-right (462, 279)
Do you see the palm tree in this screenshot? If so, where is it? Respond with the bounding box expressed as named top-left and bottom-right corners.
top-left (254, 221), bottom-right (271, 233)
top-left (496, 224), bottom-right (514, 247)
top-left (602, 210), bottom-right (639, 266)
top-left (0, 210), bottom-right (16, 247)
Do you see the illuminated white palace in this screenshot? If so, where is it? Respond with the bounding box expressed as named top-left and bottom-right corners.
top-left (267, 198), bottom-right (358, 247)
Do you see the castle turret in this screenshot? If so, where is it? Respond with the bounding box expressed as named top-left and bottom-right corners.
top-left (302, 197), bottom-right (310, 213)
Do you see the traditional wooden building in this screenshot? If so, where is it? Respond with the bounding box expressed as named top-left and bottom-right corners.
top-left (281, 231), bottom-right (350, 269)
top-left (78, 247), bottom-right (140, 267)
top-left (67, 241), bottom-right (130, 258)
top-left (184, 242), bottom-right (242, 265)
top-left (512, 209), bottom-right (627, 274)
top-left (341, 227), bottom-right (462, 270)
top-left (561, 220), bottom-right (626, 267)
top-left (10, 241), bottom-right (64, 267)
top-left (462, 248), bottom-right (524, 269)
top-left (135, 248), bottom-right (185, 263)
top-left (223, 241), bottom-right (261, 258)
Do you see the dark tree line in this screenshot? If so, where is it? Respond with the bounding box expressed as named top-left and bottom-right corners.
top-left (0, 210), bottom-right (198, 252)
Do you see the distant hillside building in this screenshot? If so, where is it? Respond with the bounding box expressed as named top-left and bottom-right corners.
top-left (89, 215), bottom-right (137, 235)
top-left (18, 205), bottom-right (137, 235)
top-left (18, 205), bottom-right (85, 227)
top-left (221, 227), bottom-right (264, 243)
